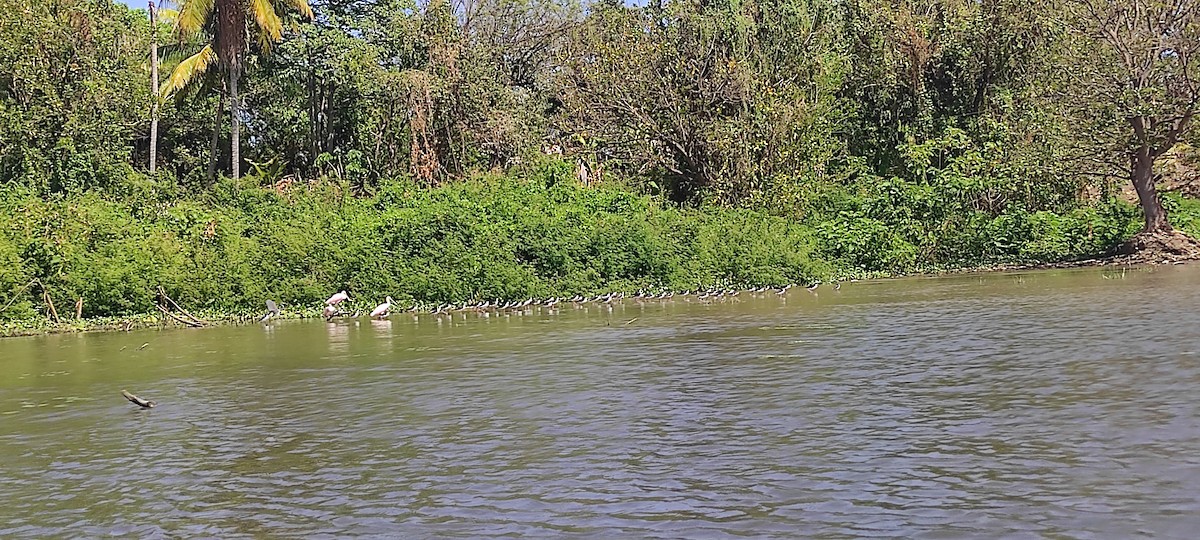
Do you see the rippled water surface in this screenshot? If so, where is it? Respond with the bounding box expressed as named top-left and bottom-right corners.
top-left (4, 266), bottom-right (1200, 537)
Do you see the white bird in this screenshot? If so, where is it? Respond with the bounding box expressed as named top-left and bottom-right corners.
top-left (325, 290), bottom-right (349, 306)
top-left (370, 296), bottom-right (394, 319)
top-left (323, 305), bottom-right (338, 320)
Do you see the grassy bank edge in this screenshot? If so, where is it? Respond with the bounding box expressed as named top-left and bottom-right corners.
top-left (7, 169), bottom-right (1200, 338)
top-left (1, 256), bottom-right (1157, 338)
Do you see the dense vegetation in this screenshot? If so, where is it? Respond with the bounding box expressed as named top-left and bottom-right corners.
top-left (1, 0), bottom-right (1198, 325)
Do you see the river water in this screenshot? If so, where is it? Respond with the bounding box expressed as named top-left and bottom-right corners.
top-left (3, 266), bottom-right (1200, 537)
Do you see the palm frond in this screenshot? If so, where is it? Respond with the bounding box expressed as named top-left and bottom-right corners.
top-left (279, 0), bottom-right (314, 20)
top-left (251, 0), bottom-right (284, 47)
top-left (157, 8), bottom-right (179, 25)
top-left (158, 40), bottom-right (200, 63)
top-left (176, 0), bottom-right (215, 38)
top-left (161, 44), bottom-right (216, 98)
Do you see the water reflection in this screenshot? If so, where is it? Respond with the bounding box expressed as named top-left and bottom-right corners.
top-left (3, 266), bottom-right (1200, 537)
top-left (325, 321), bottom-right (350, 352)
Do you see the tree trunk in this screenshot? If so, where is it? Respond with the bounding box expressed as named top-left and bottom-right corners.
top-left (308, 68), bottom-right (318, 163)
top-left (230, 66), bottom-right (240, 181)
top-left (148, 0), bottom-right (158, 174)
top-left (1131, 145), bottom-right (1172, 233)
top-left (207, 96), bottom-right (222, 185)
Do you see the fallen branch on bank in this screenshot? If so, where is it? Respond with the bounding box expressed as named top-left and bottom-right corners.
top-left (0, 279), bottom-right (39, 316)
top-left (156, 303), bottom-right (204, 327)
top-left (157, 287), bottom-right (207, 325)
top-left (43, 290), bottom-right (60, 323)
top-left (154, 287), bottom-right (207, 327)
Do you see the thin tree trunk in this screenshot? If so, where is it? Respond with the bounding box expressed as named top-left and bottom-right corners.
top-left (230, 66), bottom-right (240, 180)
top-left (308, 68), bottom-right (318, 162)
top-left (1131, 145), bottom-right (1171, 233)
top-left (148, 0), bottom-right (158, 174)
top-left (207, 96), bottom-right (222, 185)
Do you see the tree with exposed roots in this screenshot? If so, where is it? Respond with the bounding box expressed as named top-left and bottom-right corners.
top-left (1066, 0), bottom-right (1199, 237)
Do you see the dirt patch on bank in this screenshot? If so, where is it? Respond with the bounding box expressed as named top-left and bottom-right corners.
top-left (936, 229), bottom-right (1200, 275)
top-left (1112, 229), bottom-right (1200, 264)
top-left (1162, 145), bottom-right (1200, 199)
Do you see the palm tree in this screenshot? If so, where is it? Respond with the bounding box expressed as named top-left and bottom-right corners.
top-left (147, 2), bottom-right (181, 175)
top-left (162, 0), bottom-right (314, 180)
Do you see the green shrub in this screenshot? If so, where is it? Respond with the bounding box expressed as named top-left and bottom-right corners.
top-left (0, 161), bottom-right (1158, 323)
top-left (0, 231), bottom-right (34, 320)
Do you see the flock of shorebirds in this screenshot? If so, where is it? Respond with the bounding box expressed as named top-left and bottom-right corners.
top-left (125, 282), bottom-right (846, 408)
top-left (309, 281), bottom-right (843, 322)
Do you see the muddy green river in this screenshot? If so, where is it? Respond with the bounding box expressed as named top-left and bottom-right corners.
top-left (3, 266), bottom-right (1200, 537)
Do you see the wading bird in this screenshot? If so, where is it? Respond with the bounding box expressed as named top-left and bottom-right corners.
top-left (258, 299), bottom-right (280, 323)
top-left (326, 290), bottom-right (349, 306)
top-left (323, 305), bottom-right (338, 320)
top-left (370, 296), bottom-right (394, 319)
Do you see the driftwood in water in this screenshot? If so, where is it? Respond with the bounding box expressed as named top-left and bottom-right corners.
top-left (122, 390), bottom-right (156, 408)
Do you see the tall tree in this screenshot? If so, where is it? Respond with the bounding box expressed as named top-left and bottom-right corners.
top-left (149, 0), bottom-right (160, 174)
top-left (1066, 0), bottom-right (1200, 233)
top-left (0, 0), bottom-right (150, 193)
top-left (165, 0), bottom-right (314, 180)
top-left (558, 0), bottom-right (847, 204)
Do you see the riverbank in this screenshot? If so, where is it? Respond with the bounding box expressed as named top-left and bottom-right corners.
top-left (4, 162), bottom-right (1198, 337)
top-left (5, 255), bottom-right (1189, 338)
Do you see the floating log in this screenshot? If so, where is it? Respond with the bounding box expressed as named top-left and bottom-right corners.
top-left (121, 390), bottom-right (156, 408)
